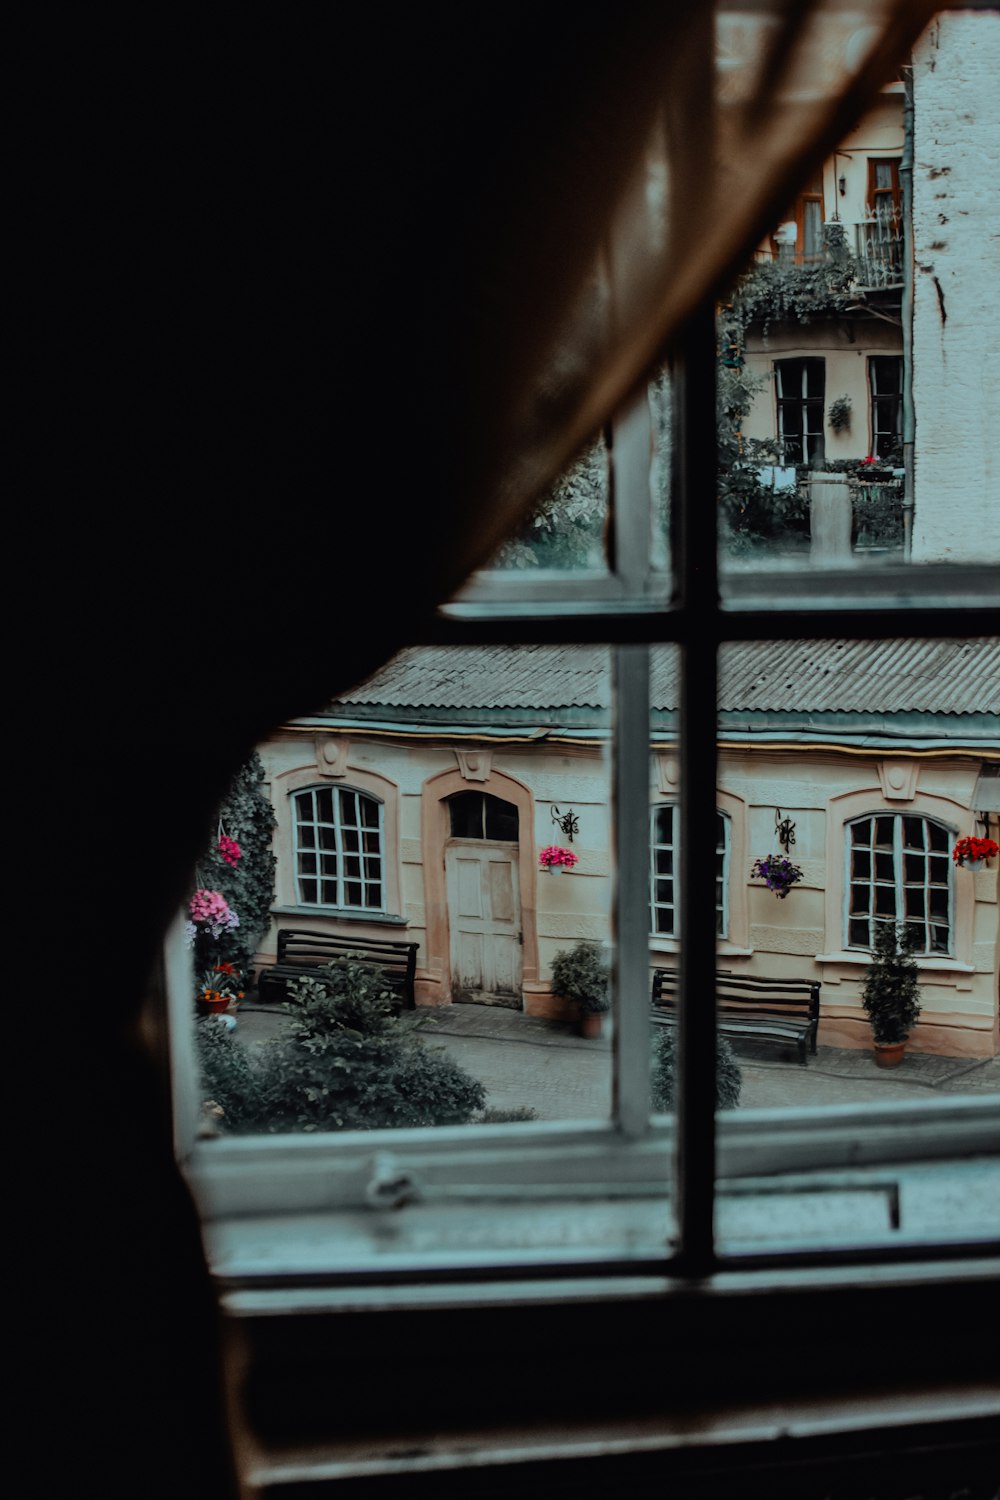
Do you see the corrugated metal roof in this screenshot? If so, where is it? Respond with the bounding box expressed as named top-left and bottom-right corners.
top-left (330, 639), bottom-right (1000, 717)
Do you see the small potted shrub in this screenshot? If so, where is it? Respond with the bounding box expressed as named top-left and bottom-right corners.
top-left (860, 921), bottom-right (922, 1068)
top-left (549, 941), bottom-right (609, 1038)
top-left (651, 1029), bottom-right (742, 1111)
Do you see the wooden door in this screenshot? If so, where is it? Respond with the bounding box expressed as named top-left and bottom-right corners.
top-left (445, 840), bottom-right (522, 1007)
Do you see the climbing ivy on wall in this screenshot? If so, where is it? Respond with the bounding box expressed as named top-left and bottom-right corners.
top-left (192, 750), bottom-right (277, 979)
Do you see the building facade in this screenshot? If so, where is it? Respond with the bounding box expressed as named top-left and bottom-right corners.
top-left (255, 641), bottom-right (1000, 1059)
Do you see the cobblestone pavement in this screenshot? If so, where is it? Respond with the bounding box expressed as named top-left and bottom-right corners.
top-left (236, 1001), bottom-right (1000, 1121)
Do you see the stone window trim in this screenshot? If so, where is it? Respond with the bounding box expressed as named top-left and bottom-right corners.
top-left (271, 759), bottom-right (403, 920)
top-left (418, 763), bottom-right (539, 1007)
top-left (820, 784), bottom-right (974, 976)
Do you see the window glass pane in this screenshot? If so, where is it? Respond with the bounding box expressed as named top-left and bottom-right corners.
top-left (715, 638), bottom-right (997, 1253)
top-left (719, 99), bottom-right (993, 586)
top-left (195, 646), bottom-right (615, 1143)
top-left (488, 433), bottom-right (610, 572)
top-left (461, 368), bottom-right (671, 593)
top-left (716, 639), bottom-right (995, 1128)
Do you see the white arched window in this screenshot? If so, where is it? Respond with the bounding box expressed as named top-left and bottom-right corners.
top-left (845, 813), bottom-right (952, 956)
top-left (291, 785), bottom-right (385, 912)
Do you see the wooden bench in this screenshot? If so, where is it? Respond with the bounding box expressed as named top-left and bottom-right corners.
top-left (650, 968), bottom-right (820, 1065)
top-left (257, 929), bottom-right (419, 1010)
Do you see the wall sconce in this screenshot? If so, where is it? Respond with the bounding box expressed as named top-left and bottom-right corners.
top-left (550, 805), bottom-right (579, 843)
top-left (838, 174), bottom-right (847, 197)
top-left (774, 808), bottom-right (797, 853)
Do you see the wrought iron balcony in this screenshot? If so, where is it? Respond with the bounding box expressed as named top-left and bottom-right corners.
top-left (854, 211), bottom-right (904, 289)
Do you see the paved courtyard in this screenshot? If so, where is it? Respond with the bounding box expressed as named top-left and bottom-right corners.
top-left (234, 1000), bottom-right (1000, 1120)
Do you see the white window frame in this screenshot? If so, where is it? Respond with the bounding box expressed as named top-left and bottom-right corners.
top-left (172, 334), bottom-right (999, 1287)
top-left (844, 811), bottom-right (953, 957)
top-left (650, 805), bottom-right (729, 940)
top-left (291, 783), bottom-right (386, 914)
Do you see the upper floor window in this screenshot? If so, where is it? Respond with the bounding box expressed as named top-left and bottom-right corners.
top-left (291, 785), bottom-right (385, 911)
top-left (771, 167), bottom-right (825, 263)
top-left (650, 806), bottom-right (729, 939)
top-left (775, 357), bottom-right (825, 465)
top-left (867, 157), bottom-right (901, 225)
top-left (846, 813), bottom-right (952, 956)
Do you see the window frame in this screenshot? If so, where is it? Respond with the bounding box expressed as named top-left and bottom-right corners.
top-left (774, 356), bottom-right (826, 466)
top-left (869, 354), bottom-right (904, 461)
top-left (175, 297), bottom-right (1000, 1292)
top-left (844, 810), bottom-right (953, 957)
top-left (290, 782), bottom-right (387, 914)
top-left (649, 804), bottom-right (730, 941)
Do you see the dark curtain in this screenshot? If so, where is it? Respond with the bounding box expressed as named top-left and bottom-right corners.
top-left (24, 7), bottom-right (939, 1492)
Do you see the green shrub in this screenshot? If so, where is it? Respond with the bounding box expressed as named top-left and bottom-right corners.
top-left (196, 960), bottom-right (486, 1134)
top-left (475, 1106), bottom-right (540, 1124)
top-left (861, 922), bottom-right (922, 1044)
top-left (549, 941), bottom-right (610, 1015)
top-left (651, 1028), bottom-right (742, 1112)
top-left (196, 1017), bottom-right (266, 1130)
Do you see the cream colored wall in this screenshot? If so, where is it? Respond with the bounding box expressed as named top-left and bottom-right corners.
top-left (255, 731), bottom-right (614, 1007)
top-left (255, 730), bottom-right (998, 1057)
top-left (741, 322), bottom-right (903, 462)
top-left (753, 89), bottom-right (903, 264)
top-left (718, 747), bottom-right (998, 1057)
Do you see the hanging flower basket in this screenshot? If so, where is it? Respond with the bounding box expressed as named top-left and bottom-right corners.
top-left (951, 836), bottom-right (998, 871)
top-left (751, 854), bottom-right (804, 899)
top-left (539, 845), bottom-right (578, 874)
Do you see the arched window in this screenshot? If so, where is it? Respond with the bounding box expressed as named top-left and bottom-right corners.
top-left (846, 813), bottom-right (951, 955)
top-left (650, 806), bottom-right (730, 938)
top-left (291, 785), bottom-right (385, 911)
top-left (447, 791), bottom-right (519, 842)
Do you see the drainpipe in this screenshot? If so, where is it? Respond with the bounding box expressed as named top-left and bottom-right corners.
top-left (900, 64), bottom-right (915, 559)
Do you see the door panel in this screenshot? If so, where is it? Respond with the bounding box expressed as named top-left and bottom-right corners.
top-left (446, 841), bottom-right (522, 1007)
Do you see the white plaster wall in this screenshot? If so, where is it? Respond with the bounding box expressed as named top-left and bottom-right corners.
top-left (910, 12), bottom-right (1000, 563)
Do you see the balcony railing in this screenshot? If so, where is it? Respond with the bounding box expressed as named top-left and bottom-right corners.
top-left (751, 214), bottom-right (904, 290)
top-left (854, 211), bottom-right (904, 289)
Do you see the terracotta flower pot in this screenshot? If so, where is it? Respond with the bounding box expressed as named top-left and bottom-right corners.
top-left (874, 1040), bottom-right (906, 1069)
top-left (579, 1012), bottom-right (603, 1039)
top-left (197, 996), bottom-right (231, 1015)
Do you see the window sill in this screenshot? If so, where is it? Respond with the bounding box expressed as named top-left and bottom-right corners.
top-left (271, 905), bottom-right (408, 927)
top-left (649, 937), bottom-right (753, 959)
top-left (816, 950), bottom-right (974, 976)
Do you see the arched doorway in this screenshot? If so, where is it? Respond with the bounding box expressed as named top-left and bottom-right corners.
top-left (445, 791), bottom-right (522, 1007)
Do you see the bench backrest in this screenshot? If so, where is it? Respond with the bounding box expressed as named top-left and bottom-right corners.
top-left (652, 968), bottom-right (820, 1024)
top-left (275, 928), bottom-right (418, 987)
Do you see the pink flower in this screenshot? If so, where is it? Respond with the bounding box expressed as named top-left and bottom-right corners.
top-left (539, 845), bottom-right (579, 868)
top-left (218, 836), bottom-right (242, 866)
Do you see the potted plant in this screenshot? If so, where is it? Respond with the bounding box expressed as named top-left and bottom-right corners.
top-left (952, 835), bottom-right (998, 873)
top-left (860, 921), bottom-right (922, 1068)
top-left (539, 845), bottom-right (579, 875)
top-left (828, 394), bottom-right (852, 434)
top-left (856, 454), bottom-right (893, 483)
top-left (196, 961), bottom-right (245, 1017)
top-left (549, 941), bottom-right (609, 1038)
top-left (750, 854), bottom-right (803, 899)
